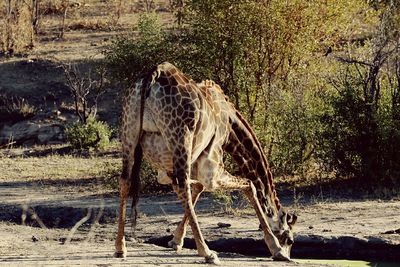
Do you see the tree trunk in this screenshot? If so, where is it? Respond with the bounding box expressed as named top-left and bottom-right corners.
top-left (32, 0), bottom-right (40, 34)
top-left (6, 0), bottom-right (13, 52)
top-left (59, 4), bottom-right (69, 39)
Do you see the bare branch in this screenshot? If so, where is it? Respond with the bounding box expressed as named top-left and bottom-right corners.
top-left (334, 56), bottom-right (373, 67)
top-left (60, 61), bottom-right (108, 124)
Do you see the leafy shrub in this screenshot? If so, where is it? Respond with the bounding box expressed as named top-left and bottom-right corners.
top-left (321, 71), bottom-right (373, 177)
top-left (140, 160), bottom-right (171, 193)
top-left (267, 87), bottom-right (327, 176)
top-left (211, 191), bottom-right (233, 210)
top-left (99, 161), bottom-right (120, 190)
top-left (320, 64), bottom-right (400, 186)
top-left (104, 13), bottom-right (173, 83)
top-left (65, 118), bottom-right (112, 150)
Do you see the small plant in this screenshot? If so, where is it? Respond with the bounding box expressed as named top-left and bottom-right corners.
top-left (292, 187), bottom-right (304, 208)
top-left (212, 190), bottom-right (233, 211)
top-left (0, 94), bottom-right (36, 123)
top-left (65, 117), bottom-right (112, 150)
top-left (100, 161), bottom-right (121, 190)
top-left (100, 159), bottom-right (169, 194)
top-left (140, 160), bottom-right (171, 193)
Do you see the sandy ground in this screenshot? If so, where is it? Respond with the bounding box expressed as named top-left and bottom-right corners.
top-left (0, 221), bottom-right (308, 267)
top-left (0, 179), bottom-right (399, 267)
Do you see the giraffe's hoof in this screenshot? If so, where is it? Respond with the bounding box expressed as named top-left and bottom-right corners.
top-left (168, 239), bottom-right (183, 252)
top-left (114, 250), bottom-right (127, 258)
top-left (205, 252), bottom-right (220, 265)
top-left (272, 250), bottom-right (290, 261)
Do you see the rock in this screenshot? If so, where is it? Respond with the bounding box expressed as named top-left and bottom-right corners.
top-left (0, 120), bottom-right (65, 146)
top-left (156, 7), bottom-right (169, 12)
top-left (381, 228), bottom-right (400, 234)
top-left (217, 222), bottom-right (231, 228)
top-left (32, 235), bottom-right (39, 242)
top-left (37, 123), bottom-right (64, 143)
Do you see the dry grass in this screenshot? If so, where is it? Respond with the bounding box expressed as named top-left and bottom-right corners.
top-left (0, 140), bottom-right (168, 196)
top-left (0, 145), bottom-right (120, 183)
top-left (67, 19), bottom-right (112, 31)
top-left (0, 155), bottom-right (119, 182)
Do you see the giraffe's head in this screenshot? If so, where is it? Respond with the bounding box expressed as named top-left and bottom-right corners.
top-left (268, 207), bottom-right (297, 258)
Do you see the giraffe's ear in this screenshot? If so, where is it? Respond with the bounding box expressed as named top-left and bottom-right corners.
top-left (287, 213), bottom-right (297, 227)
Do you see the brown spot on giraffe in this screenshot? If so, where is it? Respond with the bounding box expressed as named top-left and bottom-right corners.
top-left (115, 62), bottom-right (297, 264)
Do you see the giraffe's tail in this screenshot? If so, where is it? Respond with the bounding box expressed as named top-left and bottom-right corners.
top-left (129, 143), bottom-right (143, 234)
top-left (128, 66), bottom-right (160, 234)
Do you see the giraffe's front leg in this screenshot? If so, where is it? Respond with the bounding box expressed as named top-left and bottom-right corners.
top-left (114, 177), bottom-right (130, 258)
top-left (169, 126), bottom-right (220, 264)
top-left (242, 182), bottom-right (290, 261)
top-left (173, 183), bottom-right (220, 265)
top-left (168, 181), bottom-right (204, 251)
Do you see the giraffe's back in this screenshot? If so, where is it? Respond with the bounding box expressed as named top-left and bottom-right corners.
top-left (134, 63), bottom-right (233, 186)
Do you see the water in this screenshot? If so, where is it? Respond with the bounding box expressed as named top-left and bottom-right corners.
top-left (295, 259), bottom-right (400, 267)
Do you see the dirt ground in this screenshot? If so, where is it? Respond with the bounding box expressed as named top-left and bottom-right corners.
top-left (0, 176), bottom-right (399, 266)
top-left (0, 222), bottom-right (301, 267)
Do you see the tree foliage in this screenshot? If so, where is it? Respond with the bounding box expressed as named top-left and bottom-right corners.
top-left (320, 1), bottom-right (400, 185)
top-left (105, 0), bottom-right (399, 185)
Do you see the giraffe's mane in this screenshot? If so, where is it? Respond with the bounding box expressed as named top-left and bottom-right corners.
top-left (197, 79), bottom-right (280, 206)
top-left (197, 77), bottom-right (281, 210)
top-left (197, 79), bottom-right (224, 94)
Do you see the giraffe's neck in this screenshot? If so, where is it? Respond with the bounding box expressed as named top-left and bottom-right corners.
top-left (224, 111), bottom-right (281, 217)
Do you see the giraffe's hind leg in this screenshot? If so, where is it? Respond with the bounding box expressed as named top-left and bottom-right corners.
top-left (168, 181), bottom-right (204, 251)
top-left (114, 171), bottom-right (130, 258)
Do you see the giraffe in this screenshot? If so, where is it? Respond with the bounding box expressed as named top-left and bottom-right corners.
top-left (115, 62), bottom-right (297, 265)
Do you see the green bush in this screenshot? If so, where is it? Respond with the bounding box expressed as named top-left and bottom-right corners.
top-left (267, 87), bottom-right (327, 176)
top-left (104, 13), bottom-right (176, 83)
top-left (319, 64), bottom-right (400, 185)
top-left (65, 118), bottom-right (112, 150)
top-left (140, 160), bottom-right (171, 193)
top-left (100, 161), bottom-right (120, 190)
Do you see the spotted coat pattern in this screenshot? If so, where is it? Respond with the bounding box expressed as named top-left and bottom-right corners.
top-left (115, 62), bottom-right (297, 264)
